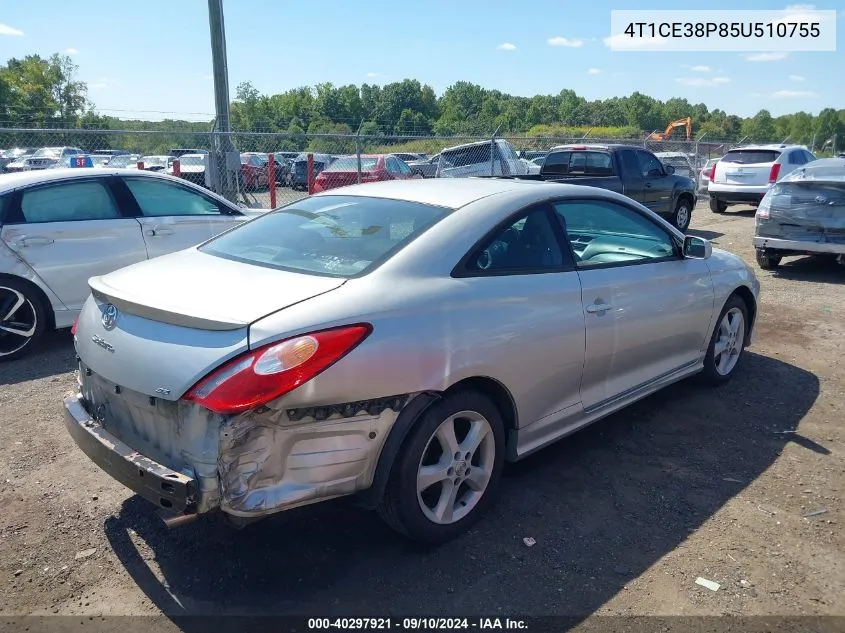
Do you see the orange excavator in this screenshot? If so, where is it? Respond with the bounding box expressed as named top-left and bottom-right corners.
top-left (647, 117), bottom-right (692, 141)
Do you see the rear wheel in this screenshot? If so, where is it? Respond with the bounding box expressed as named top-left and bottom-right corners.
top-left (755, 249), bottom-right (782, 270)
top-left (709, 197), bottom-right (727, 213)
top-left (378, 389), bottom-right (505, 543)
top-left (0, 279), bottom-right (46, 362)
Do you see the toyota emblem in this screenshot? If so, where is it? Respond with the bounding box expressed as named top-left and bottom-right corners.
top-left (101, 304), bottom-right (118, 330)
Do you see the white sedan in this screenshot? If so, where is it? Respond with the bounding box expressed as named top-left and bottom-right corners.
top-left (0, 168), bottom-right (263, 360)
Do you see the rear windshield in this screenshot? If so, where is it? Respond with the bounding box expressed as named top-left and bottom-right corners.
top-left (722, 150), bottom-right (780, 164)
top-left (200, 195), bottom-right (452, 277)
top-left (441, 144), bottom-right (492, 167)
top-left (543, 151), bottom-right (614, 176)
top-left (179, 155), bottom-right (204, 166)
top-left (325, 157), bottom-right (379, 172)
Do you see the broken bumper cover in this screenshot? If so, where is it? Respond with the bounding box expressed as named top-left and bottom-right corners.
top-left (753, 236), bottom-right (845, 255)
top-left (63, 394), bottom-right (196, 514)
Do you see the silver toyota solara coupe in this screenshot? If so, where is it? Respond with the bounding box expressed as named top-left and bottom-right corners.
top-left (64, 178), bottom-right (760, 543)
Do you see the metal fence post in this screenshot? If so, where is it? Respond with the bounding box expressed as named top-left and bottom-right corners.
top-left (356, 119), bottom-right (363, 184)
top-left (268, 153), bottom-right (277, 208)
top-left (307, 153), bottom-right (315, 194)
top-left (490, 124), bottom-right (502, 177)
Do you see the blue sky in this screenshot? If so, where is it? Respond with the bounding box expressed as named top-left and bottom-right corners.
top-left (0, 0), bottom-right (842, 122)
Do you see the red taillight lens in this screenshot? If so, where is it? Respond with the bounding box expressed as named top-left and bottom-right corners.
top-left (71, 317), bottom-right (79, 336)
top-left (182, 324), bottom-right (372, 414)
top-left (769, 163), bottom-right (781, 183)
top-left (709, 161), bottom-right (718, 182)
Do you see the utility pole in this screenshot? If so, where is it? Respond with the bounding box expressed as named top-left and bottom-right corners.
top-left (208, 0), bottom-right (239, 203)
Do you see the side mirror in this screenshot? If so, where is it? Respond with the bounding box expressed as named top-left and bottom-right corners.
top-left (665, 164), bottom-right (675, 175)
top-left (683, 235), bottom-right (712, 259)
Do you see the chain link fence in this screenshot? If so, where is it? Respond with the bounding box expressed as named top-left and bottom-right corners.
top-left (0, 127), bottom-right (746, 209)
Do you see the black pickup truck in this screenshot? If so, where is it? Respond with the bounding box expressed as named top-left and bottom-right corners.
top-left (499, 144), bottom-right (698, 232)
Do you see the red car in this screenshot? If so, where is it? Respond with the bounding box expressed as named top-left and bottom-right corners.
top-left (313, 154), bottom-right (422, 192)
top-left (240, 153), bottom-right (270, 190)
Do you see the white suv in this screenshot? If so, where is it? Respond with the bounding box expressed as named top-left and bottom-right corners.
top-left (707, 144), bottom-right (816, 213)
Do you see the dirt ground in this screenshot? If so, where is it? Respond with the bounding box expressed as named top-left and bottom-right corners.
top-left (1, 201), bottom-right (843, 624)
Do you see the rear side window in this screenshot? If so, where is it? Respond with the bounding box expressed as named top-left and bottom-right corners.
top-left (200, 195), bottom-right (452, 277)
top-left (20, 181), bottom-right (120, 223)
top-left (543, 151), bottom-right (615, 176)
top-left (441, 144), bottom-right (491, 167)
top-left (722, 150), bottom-right (781, 164)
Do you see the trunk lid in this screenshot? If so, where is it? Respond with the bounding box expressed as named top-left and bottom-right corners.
top-left (318, 171), bottom-right (365, 190)
top-left (76, 248), bottom-right (346, 399)
top-left (757, 181), bottom-right (845, 242)
top-left (714, 149), bottom-right (781, 186)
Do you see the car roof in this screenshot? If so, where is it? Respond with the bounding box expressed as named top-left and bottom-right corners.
top-left (441, 139), bottom-right (510, 152)
top-left (727, 144), bottom-right (805, 151)
top-left (0, 167), bottom-right (209, 195)
top-left (308, 177), bottom-right (604, 209)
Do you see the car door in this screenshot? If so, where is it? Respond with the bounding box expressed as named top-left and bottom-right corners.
top-left (636, 149), bottom-right (673, 213)
top-left (117, 176), bottom-right (245, 259)
top-left (553, 198), bottom-right (715, 411)
top-left (453, 204), bottom-right (585, 428)
top-left (0, 177), bottom-right (148, 311)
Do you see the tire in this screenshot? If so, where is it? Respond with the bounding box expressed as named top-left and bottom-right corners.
top-left (0, 278), bottom-right (46, 362)
top-left (672, 197), bottom-right (693, 233)
top-left (755, 249), bottom-right (781, 270)
top-left (699, 294), bottom-right (749, 386)
top-left (378, 389), bottom-right (506, 544)
top-left (709, 197), bottom-right (727, 213)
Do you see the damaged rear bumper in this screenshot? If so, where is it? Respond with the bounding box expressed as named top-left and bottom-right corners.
top-left (63, 394), bottom-right (197, 513)
top-left (753, 236), bottom-right (845, 255)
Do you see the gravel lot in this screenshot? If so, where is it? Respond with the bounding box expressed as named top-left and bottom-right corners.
top-left (1, 201), bottom-right (843, 623)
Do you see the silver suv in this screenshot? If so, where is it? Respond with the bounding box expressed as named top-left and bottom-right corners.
top-left (436, 139), bottom-right (528, 178)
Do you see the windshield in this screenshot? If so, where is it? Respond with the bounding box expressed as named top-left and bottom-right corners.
top-left (107, 155), bottom-right (133, 167)
top-left (179, 155), bottom-right (204, 166)
top-left (200, 195), bottom-right (452, 277)
top-left (722, 149), bottom-right (781, 164)
top-left (324, 157), bottom-right (379, 172)
top-left (32, 148), bottom-right (61, 158)
top-left (141, 156), bottom-right (168, 167)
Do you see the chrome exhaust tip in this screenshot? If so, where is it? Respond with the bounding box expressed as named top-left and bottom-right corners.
top-left (157, 508), bottom-right (198, 529)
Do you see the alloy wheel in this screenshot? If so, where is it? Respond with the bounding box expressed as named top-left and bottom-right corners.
top-left (713, 307), bottom-right (745, 376)
top-left (416, 410), bottom-right (496, 525)
top-left (0, 286), bottom-right (37, 357)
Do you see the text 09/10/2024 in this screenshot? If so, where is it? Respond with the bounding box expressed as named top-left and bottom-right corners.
top-left (608, 9), bottom-right (837, 52)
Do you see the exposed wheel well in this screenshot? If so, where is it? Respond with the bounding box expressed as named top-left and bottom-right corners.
top-left (677, 192), bottom-right (695, 208)
top-left (729, 285), bottom-right (757, 341)
top-left (444, 376), bottom-right (518, 435)
top-left (0, 274), bottom-right (55, 329)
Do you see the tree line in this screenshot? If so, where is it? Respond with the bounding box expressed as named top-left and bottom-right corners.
top-left (2, 53), bottom-right (844, 154)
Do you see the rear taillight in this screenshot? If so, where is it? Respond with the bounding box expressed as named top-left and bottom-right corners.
top-left (182, 324), bottom-right (372, 414)
top-left (769, 163), bottom-right (781, 183)
top-left (71, 317), bottom-right (79, 336)
top-left (709, 161), bottom-right (718, 182)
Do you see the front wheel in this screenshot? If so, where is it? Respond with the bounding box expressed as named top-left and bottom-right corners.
top-left (755, 249), bottom-right (782, 270)
top-left (378, 390), bottom-right (506, 543)
top-left (699, 295), bottom-right (749, 386)
top-left (0, 279), bottom-right (46, 362)
top-left (672, 198), bottom-right (692, 233)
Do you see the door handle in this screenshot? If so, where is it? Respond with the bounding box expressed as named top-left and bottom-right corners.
top-left (12, 236), bottom-right (54, 247)
top-left (145, 228), bottom-right (174, 236)
top-left (585, 303), bottom-right (612, 314)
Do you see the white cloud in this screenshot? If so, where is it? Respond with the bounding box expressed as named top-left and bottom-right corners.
top-left (496, 42), bottom-right (516, 51)
top-left (784, 3), bottom-right (816, 10)
top-left (772, 89), bottom-right (817, 98)
top-left (603, 33), bottom-right (666, 49)
top-left (743, 52), bottom-right (789, 61)
top-left (772, 4), bottom-right (834, 27)
top-left (0, 23), bottom-right (24, 36)
top-left (676, 76), bottom-right (731, 87)
top-left (66, 47), bottom-right (79, 55)
top-left (689, 65), bottom-right (711, 72)
top-left (366, 72), bottom-right (381, 77)
top-left (789, 74), bottom-right (806, 81)
top-left (587, 68), bottom-right (602, 75)
top-left (548, 36), bottom-right (583, 47)
top-left (88, 83), bottom-right (107, 89)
